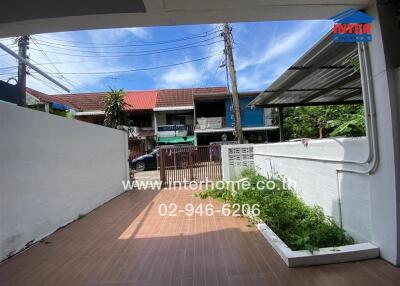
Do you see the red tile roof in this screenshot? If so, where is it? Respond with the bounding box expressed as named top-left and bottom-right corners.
top-left (52, 92), bottom-right (107, 112)
top-left (124, 90), bottom-right (158, 111)
top-left (156, 89), bottom-right (193, 108)
top-left (155, 87), bottom-right (228, 108)
top-left (27, 88), bottom-right (106, 111)
top-left (27, 87), bottom-right (228, 112)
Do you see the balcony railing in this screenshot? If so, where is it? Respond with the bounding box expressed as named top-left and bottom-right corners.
top-left (157, 125), bottom-right (193, 137)
top-left (196, 117), bottom-right (224, 130)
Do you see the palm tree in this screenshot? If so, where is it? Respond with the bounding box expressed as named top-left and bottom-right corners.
top-left (104, 88), bottom-right (127, 128)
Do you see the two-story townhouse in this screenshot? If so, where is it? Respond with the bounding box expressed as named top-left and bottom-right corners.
top-left (194, 92), bottom-right (279, 145)
top-left (153, 87), bottom-right (228, 145)
top-left (24, 87), bottom-right (278, 151)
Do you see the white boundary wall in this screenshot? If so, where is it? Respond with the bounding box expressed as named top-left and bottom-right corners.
top-left (0, 103), bottom-right (129, 261)
top-left (253, 137), bottom-right (397, 264)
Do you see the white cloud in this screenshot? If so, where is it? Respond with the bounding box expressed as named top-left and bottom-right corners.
top-left (236, 21), bottom-right (331, 72)
top-left (86, 27), bottom-right (151, 44)
top-left (124, 28), bottom-right (151, 39)
top-left (159, 63), bottom-right (203, 88)
top-left (156, 31), bottom-right (225, 89)
top-left (233, 20), bottom-right (332, 92)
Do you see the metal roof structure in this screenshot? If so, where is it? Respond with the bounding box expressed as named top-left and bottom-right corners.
top-left (250, 31), bottom-right (363, 108)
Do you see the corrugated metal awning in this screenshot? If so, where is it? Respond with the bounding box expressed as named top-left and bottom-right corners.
top-left (250, 31), bottom-right (362, 108)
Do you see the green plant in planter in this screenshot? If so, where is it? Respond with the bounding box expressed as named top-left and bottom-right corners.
top-left (198, 168), bottom-right (354, 252)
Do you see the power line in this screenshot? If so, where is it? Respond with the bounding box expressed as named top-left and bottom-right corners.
top-left (29, 73), bottom-right (66, 94)
top-left (33, 27), bottom-right (223, 47)
top-left (29, 38), bottom-right (223, 58)
top-left (32, 33), bottom-right (221, 51)
top-left (0, 65), bottom-right (16, 70)
top-left (31, 38), bottom-right (79, 92)
top-left (30, 57), bottom-right (81, 92)
top-left (208, 55), bottom-right (225, 87)
top-left (28, 53), bottom-right (223, 75)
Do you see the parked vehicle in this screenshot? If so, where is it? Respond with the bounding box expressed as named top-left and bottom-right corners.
top-left (131, 145), bottom-right (201, 171)
top-left (161, 146), bottom-right (193, 169)
top-left (130, 149), bottom-right (159, 171)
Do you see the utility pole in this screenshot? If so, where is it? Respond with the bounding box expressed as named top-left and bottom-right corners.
top-left (17, 35), bottom-right (29, 106)
top-left (223, 23), bottom-right (244, 144)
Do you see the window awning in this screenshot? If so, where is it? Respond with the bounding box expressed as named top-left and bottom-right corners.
top-left (250, 31), bottom-right (362, 108)
top-left (51, 102), bottom-right (72, 111)
top-left (157, 136), bottom-right (194, 144)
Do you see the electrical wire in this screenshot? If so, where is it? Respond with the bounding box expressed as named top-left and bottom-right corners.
top-left (31, 38), bottom-right (80, 91)
top-left (28, 53), bottom-right (223, 75)
top-left (29, 73), bottom-right (66, 94)
top-left (30, 57), bottom-right (82, 92)
top-left (0, 65), bottom-right (16, 70)
top-left (0, 71), bottom-right (17, 76)
top-left (32, 34), bottom-right (221, 52)
top-left (33, 26), bottom-right (223, 47)
top-left (207, 55), bottom-right (225, 87)
top-left (29, 39), bottom-right (224, 58)
top-left (2, 27), bottom-right (226, 90)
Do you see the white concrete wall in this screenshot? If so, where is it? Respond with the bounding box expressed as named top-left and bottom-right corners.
top-left (254, 138), bottom-right (369, 241)
top-left (0, 102), bottom-right (129, 261)
top-left (254, 135), bottom-right (397, 264)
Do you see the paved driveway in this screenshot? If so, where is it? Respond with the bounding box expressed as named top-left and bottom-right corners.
top-left (1, 188), bottom-right (400, 285)
top-left (134, 170), bottom-right (160, 183)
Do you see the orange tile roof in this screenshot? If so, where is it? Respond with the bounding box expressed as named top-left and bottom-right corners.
top-left (124, 90), bottom-right (158, 111)
top-left (27, 87), bottom-right (228, 112)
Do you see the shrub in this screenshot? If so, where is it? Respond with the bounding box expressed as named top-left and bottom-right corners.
top-left (198, 169), bottom-right (354, 252)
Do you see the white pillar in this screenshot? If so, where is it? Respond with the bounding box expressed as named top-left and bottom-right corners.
top-left (363, 2), bottom-right (400, 265)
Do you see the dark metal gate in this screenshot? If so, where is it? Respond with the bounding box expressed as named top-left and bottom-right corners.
top-left (159, 145), bottom-right (222, 186)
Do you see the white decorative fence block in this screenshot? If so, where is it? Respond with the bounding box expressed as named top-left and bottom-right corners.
top-left (222, 144), bottom-right (254, 180)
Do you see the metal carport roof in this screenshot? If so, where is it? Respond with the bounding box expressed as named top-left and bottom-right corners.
top-left (250, 30), bottom-right (362, 108)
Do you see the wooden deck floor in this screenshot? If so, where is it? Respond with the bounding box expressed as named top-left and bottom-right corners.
top-left (0, 188), bottom-right (399, 286)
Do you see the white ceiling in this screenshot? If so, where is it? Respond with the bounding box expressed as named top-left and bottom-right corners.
top-left (0, 0), bottom-right (372, 38)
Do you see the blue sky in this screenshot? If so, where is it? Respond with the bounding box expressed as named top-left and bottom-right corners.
top-left (0, 20), bottom-right (332, 94)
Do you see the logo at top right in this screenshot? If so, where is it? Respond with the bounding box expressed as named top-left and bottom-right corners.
top-left (330, 8), bottom-right (374, 42)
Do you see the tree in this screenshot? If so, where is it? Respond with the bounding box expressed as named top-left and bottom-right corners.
top-left (283, 104), bottom-right (365, 139)
top-left (104, 88), bottom-right (127, 128)
top-left (328, 106), bottom-right (365, 137)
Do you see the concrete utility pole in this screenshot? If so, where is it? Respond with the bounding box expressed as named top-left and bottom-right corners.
top-left (223, 23), bottom-right (244, 144)
top-left (17, 35), bottom-right (29, 106)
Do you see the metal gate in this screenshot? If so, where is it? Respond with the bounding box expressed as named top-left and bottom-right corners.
top-left (159, 145), bottom-right (222, 186)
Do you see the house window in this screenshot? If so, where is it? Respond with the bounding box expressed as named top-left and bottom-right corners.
top-left (166, 114), bottom-right (186, 125)
top-left (127, 113), bottom-right (152, 127)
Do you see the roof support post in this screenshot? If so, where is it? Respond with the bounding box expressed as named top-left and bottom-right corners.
top-left (278, 107), bottom-right (284, 142)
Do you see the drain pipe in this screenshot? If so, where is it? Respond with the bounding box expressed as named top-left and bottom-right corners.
top-left (253, 42), bottom-right (379, 231)
top-left (337, 42), bottom-right (379, 175)
top-left (334, 42), bottom-right (379, 231)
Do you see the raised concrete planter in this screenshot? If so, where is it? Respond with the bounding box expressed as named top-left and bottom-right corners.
top-left (256, 223), bottom-right (380, 267)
